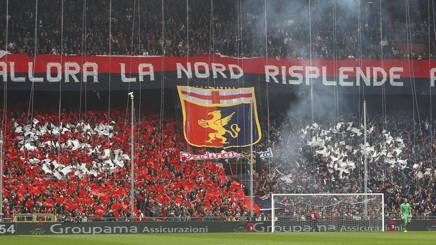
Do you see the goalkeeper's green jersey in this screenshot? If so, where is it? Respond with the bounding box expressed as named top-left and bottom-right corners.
top-left (400, 203), bottom-right (412, 216)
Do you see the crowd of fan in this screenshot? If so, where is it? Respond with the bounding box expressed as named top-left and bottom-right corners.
top-left (0, 109), bottom-right (251, 221)
top-left (0, 0), bottom-right (434, 59)
top-left (0, 0), bottom-right (435, 221)
top-left (0, 106), bottom-right (434, 220)
top-left (257, 112), bottom-right (435, 218)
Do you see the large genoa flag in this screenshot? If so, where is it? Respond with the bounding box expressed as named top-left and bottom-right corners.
top-left (177, 86), bottom-right (261, 148)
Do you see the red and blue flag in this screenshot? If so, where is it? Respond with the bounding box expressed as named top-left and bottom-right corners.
top-left (177, 86), bottom-right (261, 148)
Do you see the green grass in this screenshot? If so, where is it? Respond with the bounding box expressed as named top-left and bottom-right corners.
top-left (0, 232), bottom-right (435, 245)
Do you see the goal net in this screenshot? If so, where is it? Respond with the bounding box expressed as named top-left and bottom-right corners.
top-left (271, 193), bottom-right (384, 232)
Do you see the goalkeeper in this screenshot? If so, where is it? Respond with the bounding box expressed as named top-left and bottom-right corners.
top-left (400, 198), bottom-right (412, 232)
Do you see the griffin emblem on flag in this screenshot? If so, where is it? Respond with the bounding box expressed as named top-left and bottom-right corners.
top-left (177, 86), bottom-right (261, 148)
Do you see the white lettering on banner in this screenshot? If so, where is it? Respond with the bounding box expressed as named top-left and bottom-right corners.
top-left (322, 67), bottom-right (336, 86)
top-left (289, 66), bottom-right (304, 85)
top-left (194, 62), bottom-right (210, 78)
top-left (48, 223), bottom-right (209, 234)
top-left (258, 147), bottom-right (274, 159)
top-left (120, 63), bottom-right (156, 82)
top-left (389, 67), bottom-right (403, 86)
top-left (305, 66), bottom-right (320, 85)
top-left (0, 59), bottom-right (435, 89)
top-left (281, 66), bottom-right (287, 84)
top-left (372, 67), bottom-right (387, 86)
top-left (46, 62), bottom-right (62, 82)
top-left (120, 63), bottom-right (136, 83)
top-left (0, 62), bottom-right (6, 81)
top-left (64, 62), bottom-right (81, 83)
top-left (211, 63), bottom-right (226, 78)
top-left (180, 148), bottom-right (273, 162)
top-left (0, 62), bottom-right (101, 83)
top-left (356, 67), bottom-right (371, 86)
top-left (180, 151), bottom-right (243, 162)
top-left (28, 62), bottom-right (44, 82)
top-left (228, 64), bottom-right (244, 79)
top-left (339, 67), bottom-right (354, 86)
top-left (0, 224), bottom-right (16, 234)
top-left (50, 224), bottom-right (138, 234)
top-left (264, 65), bottom-right (410, 87)
top-left (265, 65), bottom-right (279, 83)
top-left (177, 62), bottom-right (192, 78)
top-left (10, 62), bottom-right (26, 82)
top-left (83, 62), bottom-right (99, 83)
top-left (138, 63), bottom-right (155, 81)
top-left (253, 222), bottom-right (381, 232)
top-left (141, 226), bottom-right (208, 233)
top-left (177, 62), bottom-right (243, 80)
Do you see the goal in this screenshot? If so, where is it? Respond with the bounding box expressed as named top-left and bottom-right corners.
top-left (271, 193), bottom-right (384, 232)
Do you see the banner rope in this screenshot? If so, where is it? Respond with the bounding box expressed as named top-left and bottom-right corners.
top-left (264, 0), bottom-right (271, 172)
top-left (125, 0), bottom-right (137, 125)
top-left (159, 0), bottom-right (166, 160)
top-left (429, 0), bottom-right (434, 176)
top-left (379, 0), bottom-right (387, 183)
top-left (358, 0), bottom-right (365, 126)
top-left (186, 0), bottom-right (190, 152)
top-left (27, 0), bottom-right (39, 122)
top-left (238, 0), bottom-right (243, 157)
top-left (2, 0), bottom-right (9, 135)
top-left (58, 0), bottom-right (64, 126)
top-left (405, 0), bottom-right (420, 159)
top-left (108, 0), bottom-right (112, 120)
top-left (78, 0), bottom-right (87, 121)
top-left (379, 0), bottom-right (387, 128)
top-left (333, 0), bottom-right (339, 122)
top-left (57, 0), bottom-right (64, 165)
top-left (137, 0), bottom-right (142, 122)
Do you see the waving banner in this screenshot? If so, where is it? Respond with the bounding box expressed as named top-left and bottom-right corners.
top-left (179, 151), bottom-right (243, 162)
top-left (178, 86), bottom-right (261, 148)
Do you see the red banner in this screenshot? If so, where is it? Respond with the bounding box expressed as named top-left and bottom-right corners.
top-left (0, 54), bottom-right (435, 92)
top-left (1, 54), bottom-right (436, 77)
top-left (0, 54), bottom-right (436, 75)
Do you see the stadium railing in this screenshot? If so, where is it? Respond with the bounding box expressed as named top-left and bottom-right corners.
top-left (5, 215), bottom-right (249, 223)
top-left (13, 213), bottom-right (57, 223)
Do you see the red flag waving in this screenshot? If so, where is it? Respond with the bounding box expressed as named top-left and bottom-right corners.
top-left (177, 86), bottom-right (261, 148)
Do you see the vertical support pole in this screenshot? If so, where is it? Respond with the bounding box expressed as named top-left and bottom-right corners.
top-left (363, 100), bottom-right (368, 218)
top-left (381, 194), bottom-right (385, 232)
top-left (1, 0), bottom-right (8, 222)
top-left (271, 194), bottom-right (275, 232)
top-left (308, 0), bottom-right (314, 122)
top-left (129, 92), bottom-right (135, 220)
top-left (0, 130), bottom-right (3, 221)
top-left (249, 102), bottom-right (254, 219)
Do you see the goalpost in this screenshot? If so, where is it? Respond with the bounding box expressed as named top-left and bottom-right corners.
top-left (271, 193), bottom-right (384, 232)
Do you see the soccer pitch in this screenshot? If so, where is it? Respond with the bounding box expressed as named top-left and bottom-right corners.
top-left (0, 232), bottom-right (435, 245)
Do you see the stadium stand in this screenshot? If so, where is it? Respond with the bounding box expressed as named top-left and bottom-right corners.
top-left (258, 113), bottom-right (435, 218)
top-left (0, 0), bottom-right (435, 223)
top-left (1, 109), bottom-right (255, 221)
